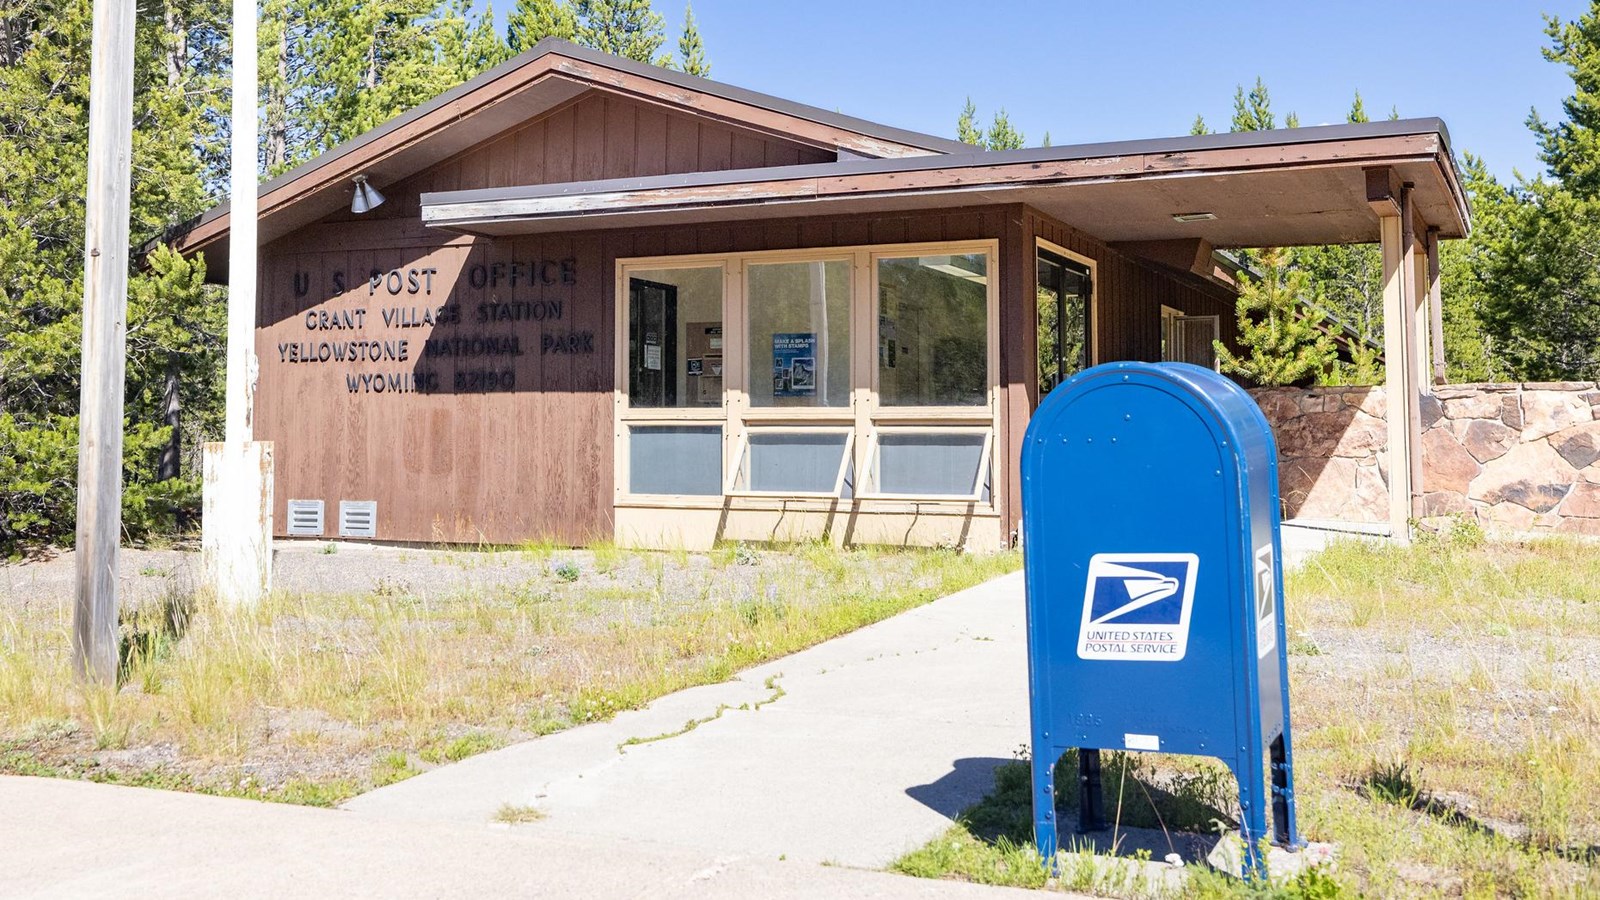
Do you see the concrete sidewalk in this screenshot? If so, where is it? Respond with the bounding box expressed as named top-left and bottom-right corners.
top-left (344, 571), bottom-right (1032, 869)
top-left (0, 776), bottom-right (1041, 899)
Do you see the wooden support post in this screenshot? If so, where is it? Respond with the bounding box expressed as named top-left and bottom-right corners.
top-left (202, 0), bottom-right (273, 606)
top-left (1378, 201), bottom-right (1413, 543)
top-left (1427, 227), bottom-right (1447, 385)
top-left (73, 0), bottom-right (137, 684)
top-left (1401, 187), bottom-right (1425, 515)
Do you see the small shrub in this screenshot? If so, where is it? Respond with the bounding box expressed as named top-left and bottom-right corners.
top-left (494, 803), bottom-right (545, 824)
top-left (1366, 758), bottom-right (1420, 807)
top-left (551, 560), bottom-right (581, 583)
top-left (372, 751), bottom-right (420, 787)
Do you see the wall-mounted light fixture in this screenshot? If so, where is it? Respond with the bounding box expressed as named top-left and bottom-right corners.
top-left (351, 174), bottom-right (386, 214)
top-left (1171, 211), bottom-right (1217, 223)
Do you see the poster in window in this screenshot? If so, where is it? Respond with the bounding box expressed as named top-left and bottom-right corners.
top-left (772, 332), bottom-right (817, 397)
top-left (643, 330), bottom-right (662, 371)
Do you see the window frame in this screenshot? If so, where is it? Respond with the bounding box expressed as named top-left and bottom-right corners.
top-left (613, 240), bottom-right (1001, 510)
top-left (725, 425), bottom-right (856, 499)
top-left (858, 424), bottom-right (994, 502)
top-left (1036, 237), bottom-right (1099, 373)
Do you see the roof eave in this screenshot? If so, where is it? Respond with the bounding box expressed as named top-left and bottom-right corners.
top-left (421, 120), bottom-right (1472, 241)
top-left (151, 38), bottom-right (969, 259)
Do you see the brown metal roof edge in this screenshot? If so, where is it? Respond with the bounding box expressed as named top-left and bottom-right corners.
top-left (424, 117), bottom-right (1460, 206)
top-left (148, 38), bottom-right (971, 257)
top-left (421, 119), bottom-right (1469, 235)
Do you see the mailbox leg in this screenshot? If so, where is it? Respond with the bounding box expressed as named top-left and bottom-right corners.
top-left (1235, 753), bottom-right (1270, 881)
top-left (1032, 748), bottom-right (1059, 864)
top-left (1076, 748), bottom-right (1105, 833)
top-left (1270, 733), bottom-right (1302, 848)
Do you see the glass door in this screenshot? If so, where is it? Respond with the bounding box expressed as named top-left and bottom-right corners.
top-left (1037, 247), bottom-right (1092, 398)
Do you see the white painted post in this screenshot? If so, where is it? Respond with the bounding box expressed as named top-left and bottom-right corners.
top-left (202, 0), bottom-right (273, 606)
top-left (225, 0), bottom-right (257, 445)
top-left (74, 0), bottom-right (138, 683)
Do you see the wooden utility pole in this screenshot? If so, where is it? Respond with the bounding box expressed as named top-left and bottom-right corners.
top-left (74, 0), bottom-right (138, 683)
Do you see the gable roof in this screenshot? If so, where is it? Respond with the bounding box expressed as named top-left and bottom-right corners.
top-left (162, 39), bottom-right (968, 266)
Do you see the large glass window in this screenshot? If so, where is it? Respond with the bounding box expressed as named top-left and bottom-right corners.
top-left (877, 254), bottom-right (988, 407)
top-left (746, 260), bottom-right (852, 408)
top-left (627, 266), bottom-right (723, 409)
top-left (620, 244), bottom-right (997, 505)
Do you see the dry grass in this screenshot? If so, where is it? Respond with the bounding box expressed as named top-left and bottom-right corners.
top-left (1284, 531), bottom-right (1600, 897)
top-left (0, 543), bottom-right (1018, 805)
top-left (896, 533), bottom-right (1600, 898)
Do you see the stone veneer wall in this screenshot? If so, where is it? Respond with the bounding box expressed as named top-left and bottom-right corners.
top-left (1251, 387), bottom-right (1389, 524)
top-left (1250, 383), bottom-right (1600, 535)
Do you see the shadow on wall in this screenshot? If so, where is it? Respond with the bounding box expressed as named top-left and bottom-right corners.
top-left (1250, 387), bottom-right (1388, 524)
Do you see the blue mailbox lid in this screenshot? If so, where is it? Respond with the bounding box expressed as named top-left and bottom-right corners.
top-left (1020, 362), bottom-right (1286, 757)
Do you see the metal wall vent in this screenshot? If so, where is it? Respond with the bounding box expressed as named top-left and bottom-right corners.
top-left (339, 500), bottom-right (377, 538)
top-left (286, 499), bottom-right (325, 536)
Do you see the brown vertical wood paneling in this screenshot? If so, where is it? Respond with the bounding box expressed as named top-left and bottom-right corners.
top-left (732, 132), bottom-right (766, 170)
top-left (635, 106), bottom-right (669, 177)
top-left (601, 96), bottom-right (636, 179)
top-left (869, 217), bottom-right (909, 245)
top-left (545, 105), bottom-right (575, 183)
top-left (698, 124), bottom-right (734, 172)
top-left (665, 109), bottom-right (700, 174)
top-left (798, 219), bottom-right (834, 248)
top-left (997, 206), bottom-right (1031, 543)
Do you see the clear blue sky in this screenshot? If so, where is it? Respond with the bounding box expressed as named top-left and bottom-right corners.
top-left (647, 0), bottom-right (1590, 183)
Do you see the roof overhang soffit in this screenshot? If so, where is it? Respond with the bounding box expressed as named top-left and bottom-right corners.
top-left (421, 126), bottom-right (1470, 246)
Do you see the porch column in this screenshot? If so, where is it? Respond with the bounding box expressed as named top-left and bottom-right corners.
top-left (1402, 186), bottom-right (1427, 516)
top-left (1368, 167), bottom-right (1420, 541)
top-left (1426, 227), bottom-right (1447, 385)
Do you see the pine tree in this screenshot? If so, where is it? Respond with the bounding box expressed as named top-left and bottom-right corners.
top-left (1469, 4), bottom-right (1600, 380)
top-left (507, 0), bottom-right (576, 53)
top-left (1190, 114), bottom-right (1210, 136)
top-left (956, 97), bottom-right (982, 145)
top-left (675, 2), bottom-right (708, 76)
top-left (440, 0), bottom-right (510, 78)
top-left (304, 0), bottom-right (479, 148)
top-left (1348, 90), bottom-right (1369, 124)
top-left (1531, 6), bottom-right (1600, 197)
top-left (985, 108), bottom-right (1024, 150)
top-left (1230, 77), bottom-right (1274, 131)
top-left (1285, 111), bottom-right (1300, 128)
top-left (574, 0), bottom-right (667, 64)
top-left (1214, 249), bottom-right (1337, 386)
top-left (0, 0), bottom-right (224, 548)
top-left (1040, 131), bottom-right (1051, 148)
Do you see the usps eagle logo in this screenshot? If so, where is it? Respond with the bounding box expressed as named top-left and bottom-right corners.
top-left (1076, 553), bottom-right (1199, 661)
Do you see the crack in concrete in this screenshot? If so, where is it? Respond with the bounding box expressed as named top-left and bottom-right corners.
top-left (615, 675), bottom-right (787, 754)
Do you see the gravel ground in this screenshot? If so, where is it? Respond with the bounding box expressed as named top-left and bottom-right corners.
top-left (1, 540), bottom-right (776, 612)
top-left (0, 540), bottom-right (1015, 805)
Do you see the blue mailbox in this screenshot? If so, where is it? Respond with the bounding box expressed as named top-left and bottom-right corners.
top-left (1020, 361), bottom-right (1300, 875)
